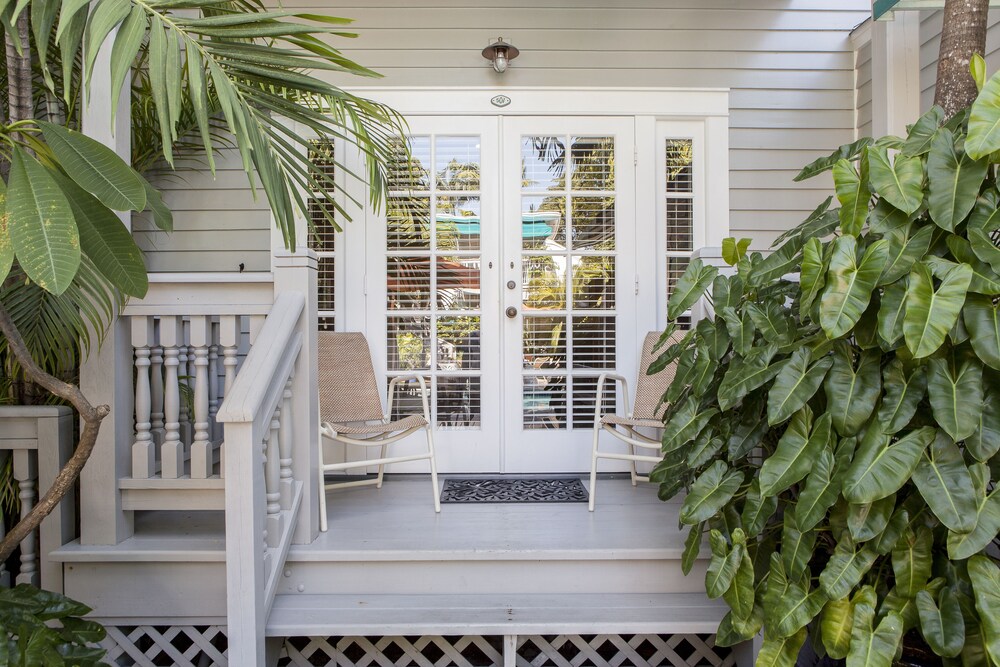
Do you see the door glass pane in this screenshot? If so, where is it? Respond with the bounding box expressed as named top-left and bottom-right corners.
top-left (520, 134), bottom-right (617, 430)
top-left (385, 134), bottom-right (483, 430)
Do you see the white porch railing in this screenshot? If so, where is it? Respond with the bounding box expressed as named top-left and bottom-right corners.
top-left (0, 406), bottom-right (75, 592)
top-left (218, 290), bottom-right (309, 665)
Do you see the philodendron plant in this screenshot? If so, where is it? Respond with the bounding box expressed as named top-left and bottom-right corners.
top-left (653, 57), bottom-right (1000, 667)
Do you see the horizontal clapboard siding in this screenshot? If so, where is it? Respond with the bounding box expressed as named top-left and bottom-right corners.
top-left (920, 9), bottom-right (1000, 111)
top-left (134, 151), bottom-right (272, 272)
top-left (856, 40), bottom-right (873, 138)
top-left (139, 1), bottom-right (869, 269)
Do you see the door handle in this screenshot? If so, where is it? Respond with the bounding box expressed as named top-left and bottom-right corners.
top-left (505, 306), bottom-right (518, 319)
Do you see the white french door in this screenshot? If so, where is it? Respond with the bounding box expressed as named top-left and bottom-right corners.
top-left (364, 115), bottom-right (638, 473)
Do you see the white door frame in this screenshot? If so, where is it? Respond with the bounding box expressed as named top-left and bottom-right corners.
top-left (327, 88), bottom-right (730, 473)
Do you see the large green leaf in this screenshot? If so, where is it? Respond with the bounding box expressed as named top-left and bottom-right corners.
top-left (679, 461), bottom-right (744, 525)
top-left (833, 158), bottom-right (871, 237)
top-left (667, 258), bottom-right (718, 320)
top-left (916, 588), bottom-right (965, 658)
top-left (967, 555), bottom-right (1000, 665)
top-left (926, 356), bottom-right (984, 442)
top-left (716, 607), bottom-right (764, 648)
top-left (824, 347), bottom-right (881, 437)
top-left (794, 138), bottom-right (872, 182)
top-left (869, 199), bottom-right (910, 234)
top-left (741, 479), bottom-right (778, 537)
top-left (661, 396), bottom-right (717, 453)
top-left (967, 67), bottom-right (1000, 159)
top-left (721, 306), bottom-right (754, 357)
top-left (901, 105), bottom-right (944, 157)
top-left (947, 235), bottom-right (1000, 294)
top-left (868, 146), bottom-right (923, 214)
top-left (967, 384), bottom-right (1000, 461)
top-left (705, 530), bottom-right (739, 599)
top-left (877, 278), bottom-right (908, 348)
top-left (7, 149), bottom-right (81, 295)
top-left (969, 227), bottom-right (1000, 274)
top-left (842, 426), bottom-right (935, 504)
top-left (767, 348), bottom-right (832, 425)
top-left (912, 434), bottom-right (978, 533)
top-left (756, 628), bottom-right (806, 667)
top-left (748, 300), bottom-right (793, 346)
top-left (764, 554), bottom-right (826, 638)
top-left (681, 524), bottom-right (703, 576)
top-left (821, 596), bottom-right (855, 660)
top-left (717, 343), bottom-right (779, 411)
top-left (109, 5), bottom-right (148, 124)
top-left (727, 408), bottom-right (768, 459)
top-left (722, 540), bottom-right (756, 622)
top-left (964, 294), bottom-right (1000, 370)
top-left (799, 237), bottom-right (827, 320)
top-left (795, 447), bottom-right (841, 531)
top-left (820, 237), bottom-right (889, 339)
top-left (753, 240), bottom-right (803, 285)
top-left (878, 223), bottom-right (934, 286)
top-left (759, 409), bottom-right (830, 497)
top-left (870, 508), bottom-right (909, 555)
top-left (820, 538), bottom-right (878, 600)
top-left (927, 129), bottom-right (988, 231)
top-left (773, 197), bottom-right (839, 248)
top-left (847, 493), bottom-right (895, 542)
top-left (948, 465), bottom-right (1000, 559)
top-left (876, 360), bottom-right (926, 435)
top-left (903, 262), bottom-right (972, 358)
top-left (50, 171), bottom-right (148, 298)
top-left (780, 512), bottom-right (817, 580)
top-left (0, 179), bottom-right (11, 284)
top-left (846, 587), bottom-right (903, 667)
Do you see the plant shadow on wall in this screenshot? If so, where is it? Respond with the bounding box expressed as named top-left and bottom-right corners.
top-left (653, 55), bottom-right (1000, 667)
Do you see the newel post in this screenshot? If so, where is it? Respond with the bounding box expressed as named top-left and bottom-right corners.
top-left (272, 249), bottom-right (319, 544)
top-left (79, 27), bottom-right (134, 545)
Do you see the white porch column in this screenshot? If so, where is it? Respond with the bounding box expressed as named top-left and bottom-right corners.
top-left (79, 30), bottom-right (134, 544)
top-left (870, 12), bottom-right (921, 138)
top-left (272, 249), bottom-right (319, 545)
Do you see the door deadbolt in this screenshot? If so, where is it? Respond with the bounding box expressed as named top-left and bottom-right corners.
top-left (505, 306), bottom-right (518, 318)
top-left (507, 280), bottom-right (516, 290)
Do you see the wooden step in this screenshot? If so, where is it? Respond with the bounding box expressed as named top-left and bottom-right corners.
top-left (266, 592), bottom-right (729, 637)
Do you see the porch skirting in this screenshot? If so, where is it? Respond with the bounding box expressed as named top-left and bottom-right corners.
top-left (97, 626), bottom-right (735, 667)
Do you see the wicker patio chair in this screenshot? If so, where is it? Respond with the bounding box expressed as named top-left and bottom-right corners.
top-left (588, 331), bottom-right (681, 511)
top-left (318, 332), bottom-right (440, 531)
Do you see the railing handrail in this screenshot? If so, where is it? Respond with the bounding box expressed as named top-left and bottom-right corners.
top-left (217, 291), bottom-right (305, 427)
top-left (123, 273), bottom-right (275, 317)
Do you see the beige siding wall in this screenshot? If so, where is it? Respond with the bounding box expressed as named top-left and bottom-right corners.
top-left (140, 1), bottom-right (869, 269)
top-left (920, 9), bottom-right (1000, 112)
top-left (856, 39), bottom-right (873, 138)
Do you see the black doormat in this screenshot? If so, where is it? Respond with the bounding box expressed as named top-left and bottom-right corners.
top-left (440, 478), bottom-right (588, 503)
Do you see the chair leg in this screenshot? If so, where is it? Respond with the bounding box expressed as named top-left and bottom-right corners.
top-left (425, 428), bottom-right (441, 513)
top-left (318, 446), bottom-right (328, 533)
top-left (628, 442), bottom-right (639, 487)
top-left (589, 424), bottom-right (601, 512)
top-left (376, 442), bottom-right (388, 489)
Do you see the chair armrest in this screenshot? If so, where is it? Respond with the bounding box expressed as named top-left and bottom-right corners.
top-left (595, 373), bottom-right (631, 423)
top-left (387, 375), bottom-right (431, 422)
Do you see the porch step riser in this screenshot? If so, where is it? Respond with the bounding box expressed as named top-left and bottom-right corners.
top-left (279, 559), bottom-right (708, 596)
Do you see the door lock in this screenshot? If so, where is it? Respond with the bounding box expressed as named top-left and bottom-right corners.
top-left (505, 306), bottom-right (518, 319)
top-left (507, 280), bottom-right (516, 290)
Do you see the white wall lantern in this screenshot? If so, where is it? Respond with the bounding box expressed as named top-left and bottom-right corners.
top-left (482, 38), bottom-right (519, 73)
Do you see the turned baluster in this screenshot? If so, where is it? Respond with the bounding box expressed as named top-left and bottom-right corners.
top-left (265, 411), bottom-right (282, 548)
top-left (13, 450), bottom-right (38, 586)
top-left (208, 320), bottom-right (220, 443)
top-left (178, 319), bottom-right (193, 451)
top-left (0, 494), bottom-right (8, 587)
top-left (151, 318), bottom-right (165, 447)
top-left (131, 317), bottom-right (155, 478)
top-left (218, 315), bottom-right (241, 480)
top-left (160, 317), bottom-right (184, 478)
top-left (279, 376), bottom-right (294, 510)
top-left (190, 316), bottom-right (213, 478)
top-left (261, 432), bottom-right (273, 576)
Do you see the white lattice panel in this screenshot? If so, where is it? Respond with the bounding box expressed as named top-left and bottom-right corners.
top-left (100, 625), bottom-right (228, 666)
top-left (279, 634), bottom-right (732, 667)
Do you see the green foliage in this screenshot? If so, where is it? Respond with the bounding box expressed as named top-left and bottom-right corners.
top-left (655, 83), bottom-right (1000, 664)
top-left (0, 584), bottom-right (107, 666)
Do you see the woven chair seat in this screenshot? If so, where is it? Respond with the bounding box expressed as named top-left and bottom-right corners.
top-left (324, 414), bottom-right (428, 435)
top-left (600, 414), bottom-right (664, 429)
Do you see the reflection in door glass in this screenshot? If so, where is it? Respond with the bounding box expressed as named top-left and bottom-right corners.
top-left (436, 195), bottom-right (481, 251)
top-left (520, 135), bottom-right (618, 429)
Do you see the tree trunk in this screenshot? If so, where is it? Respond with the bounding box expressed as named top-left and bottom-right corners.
top-left (934, 0), bottom-right (990, 116)
top-left (2, 11), bottom-right (31, 180)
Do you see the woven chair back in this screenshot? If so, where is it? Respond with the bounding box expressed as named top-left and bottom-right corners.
top-left (318, 332), bottom-right (385, 423)
top-left (631, 330), bottom-right (684, 421)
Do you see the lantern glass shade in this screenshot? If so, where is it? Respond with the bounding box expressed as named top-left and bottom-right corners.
top-left (482, 38), bottom-right (518, 73)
